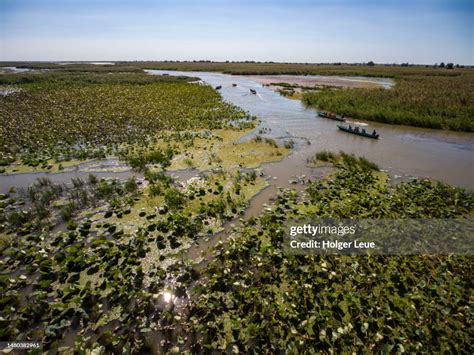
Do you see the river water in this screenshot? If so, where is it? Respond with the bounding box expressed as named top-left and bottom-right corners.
top-left (148, 70), bottom-right (474, 190)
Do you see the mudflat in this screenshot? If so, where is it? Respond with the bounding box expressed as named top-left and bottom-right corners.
top-left (244, 74), bottom-right (394, 88)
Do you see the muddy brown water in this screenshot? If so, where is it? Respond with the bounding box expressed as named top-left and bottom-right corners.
top-left (148, 70), bottom-right (474, 190)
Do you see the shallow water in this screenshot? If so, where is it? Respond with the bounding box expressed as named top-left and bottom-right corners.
top-left (0, 66), bottom-right (32, 73)
top-left (0, 170), bottom-right (138, 194)
top-left (148, 70), bottom-right (474, 190)
top-left (0, 88), bottom-right (21, 96)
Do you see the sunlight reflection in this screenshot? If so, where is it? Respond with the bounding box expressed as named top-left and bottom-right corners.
top-left (162, 291), bottom-right (176, 304)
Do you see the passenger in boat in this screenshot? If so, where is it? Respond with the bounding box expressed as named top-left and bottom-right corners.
top-left (362, 128), bottom-right (366, 134)
top-left (372, 130), bottom-right (377, 136)
top-left (355, 127), bottom-right (359, 133)
top-left (348, 125), bottom-right (352, 130)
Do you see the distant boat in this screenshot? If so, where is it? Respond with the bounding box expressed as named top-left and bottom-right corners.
top-left (250, 89), bottom-right (257, 94)
top-left (318, 111), bottom-right (346, 122)
top-left (337, 125), bottom-right (379, 139)
top-left (232, 83), bottom-right (237, 87)
top-left (215, 85), bottom-right (222, 90)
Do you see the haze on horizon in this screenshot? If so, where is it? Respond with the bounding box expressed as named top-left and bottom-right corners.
top-left (1, 0), bottom-right (473, 65)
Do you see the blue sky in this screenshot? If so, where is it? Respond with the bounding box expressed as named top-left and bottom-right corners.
top-left (1, 0), bottom-right (472, 64)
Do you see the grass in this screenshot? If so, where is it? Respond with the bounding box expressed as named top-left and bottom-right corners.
top-left (4, 61), bottom-right (469, 78)
top-left (313, 150), bottom-right (336, 162)
top-left (1, 158), bottom-right (99, 174)
top-left (128, 61), bottom-right (471, 78)
top-left (302, 75), bottom-right (474, 131)
top-left (0, 70), bottom-right (196, 86)
top-left (309, 151), bottom-right (379, 172)
top-left (90, 61), bottom-right (473, 132)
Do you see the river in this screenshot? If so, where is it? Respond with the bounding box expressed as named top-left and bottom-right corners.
top-left (148, 70), bottom-right (474, 190)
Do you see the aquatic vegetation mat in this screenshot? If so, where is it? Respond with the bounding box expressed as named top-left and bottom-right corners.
top-left (0, 71), bottom-right (247, 166)
top-left (0, 166), bottom-right (269, 352)
top-left (184, 157), bottom-right (473, 353)
top-left (119, 129), bottom-right (288, 172)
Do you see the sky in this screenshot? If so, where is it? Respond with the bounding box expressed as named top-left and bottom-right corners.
top-left (1, 0), bottom-right (473, 64)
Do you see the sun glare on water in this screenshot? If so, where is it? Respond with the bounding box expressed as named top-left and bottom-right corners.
top-left (163, 291), bottom-right (176, 304)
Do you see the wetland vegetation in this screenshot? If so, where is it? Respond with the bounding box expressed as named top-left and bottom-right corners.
top-left (0, 65), bottom-right (291, 352)
top-left (185, 153), bottom-right (473, 353)
top-left (0, 64), bottom-right (473, 353)
top-left (0, 168), bottom-right (268, 352)
top-left (0, 69), bottom-right (247, 169)
top-left (302, 75), bottom-right (474, 131)
top-left (134, 61), bottom-right (474, 132)
top-left (2, 62), bottom-right (473, 133)
top-left (124, 61), bottom-right (470, 77)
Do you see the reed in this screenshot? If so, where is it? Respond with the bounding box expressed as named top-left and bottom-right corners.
top-left (302, 75), bottom-right (474, 131)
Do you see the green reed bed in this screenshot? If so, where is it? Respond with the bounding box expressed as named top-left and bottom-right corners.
top-left (134, 61), bottom-right (470, 78)
top-left (303, 75), bottom-right (474, 131)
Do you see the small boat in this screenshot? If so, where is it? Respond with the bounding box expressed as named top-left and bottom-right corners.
top-left (215, 85), bottom-right (222, 90)
top-left (232, 83), bottom-right (237, 87)
top-left (250, 89), bottom-right (257, 94)
top-left (337, 125), bottom-right (379, 139)
top-left (318, 111), bottom-right (346, 122)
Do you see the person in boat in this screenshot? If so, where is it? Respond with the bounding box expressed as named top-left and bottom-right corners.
top-left (348, 125), bottom-right (352, 130)
top-left (354, 126), bottom-right (359, 133)
top-left (362, 128), bottom-right (366, 134)
top-left (372, 129), bottom-right (377, 136)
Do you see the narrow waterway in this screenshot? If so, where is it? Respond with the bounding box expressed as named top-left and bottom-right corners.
top-left (148, 70), bottom-right (474, 190)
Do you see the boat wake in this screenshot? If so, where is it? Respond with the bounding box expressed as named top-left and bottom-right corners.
top-left (346, 120), bottom-right (368, 126)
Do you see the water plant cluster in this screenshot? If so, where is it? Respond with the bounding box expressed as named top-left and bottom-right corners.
top-left (0, 175), bottom-right (139, 240)
top-left (0, 164), bottom-right (268, 352)
top-left (310, 151), bottom-right (379, 172)
top-left (183, 154), bottom-right (473, 352)
top-left (1, 62), bottom-right (472, 352)
top-left (0, 70), bottom-right (247, 166)
top-left (265, 82), bottom-right (323, 99)
top-left (117, 128), bottom-right (287, 173)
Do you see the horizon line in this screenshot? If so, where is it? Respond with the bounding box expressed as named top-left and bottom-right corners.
top-left (1, 60), bottom-right (472, 67)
